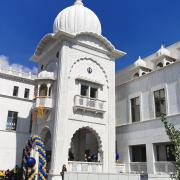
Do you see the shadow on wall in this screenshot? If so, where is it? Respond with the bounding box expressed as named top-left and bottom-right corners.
top-left (15, 114), bottom-right (31, 168)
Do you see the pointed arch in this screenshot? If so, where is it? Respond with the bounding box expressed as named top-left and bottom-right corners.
top-left (68, 58), bottom-right (109, 85)
top-left (68, 126), bottom-right (103, 162)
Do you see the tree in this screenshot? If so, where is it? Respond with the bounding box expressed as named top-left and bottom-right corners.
top-left (161, 115), bottom-right (180, 180)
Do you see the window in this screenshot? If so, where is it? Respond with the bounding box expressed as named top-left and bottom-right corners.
top-left (155, 143), bottom-right (175, 162)
top-left (13, 86), bottom-right (19, 97)
top-left (130, 145), bottom-right (147, 162)
top-left (157, 62), bottom-right (163, 68)
top-left (39, 84), bottom-right (47, 96)
top-left (24, 88), bottom-right (30, 99)
top-left (134, 73), bottom-right (139, 78)
top-left (154, 89), bottom-right (166, 117)
top-left (80, 85), bottom-right (89, 96)
top-left (166, 144), bottom-right (175, 161)
top-left (48, 86), bottom-right (52, 97)
top-left (90, 87), bottom-right (98, 98)
top-left (131, 97), bottom-right (140, 122)
top-left (6, 111), bottom-right (18, 131)
top-left (80, 84), bottom-right (98, 99)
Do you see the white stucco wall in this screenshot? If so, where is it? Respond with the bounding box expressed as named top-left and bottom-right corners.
top-left (0, 74), bottom-right (34, 170)
top-left (116, 53), bottom-right (180, 175)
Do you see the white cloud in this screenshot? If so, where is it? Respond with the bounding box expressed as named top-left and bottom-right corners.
top-left (0, 55), bottom-right (37, 74)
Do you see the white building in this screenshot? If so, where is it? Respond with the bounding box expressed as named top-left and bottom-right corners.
top-left (0, 0), bottom-right (179, 179)
top-left (116, 42), bottom-right (180, 179)
top-left (0, 68), bottom-right (35, 170)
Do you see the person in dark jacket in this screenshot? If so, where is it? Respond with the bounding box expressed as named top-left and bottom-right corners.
top-left (60, 164), bottom-right (67, 180)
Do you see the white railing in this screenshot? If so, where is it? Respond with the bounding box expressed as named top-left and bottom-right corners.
top-left (68, 161), bottom-right (103, 173)
top-left (0, 66), bottom-right (36, 80)
top-left (155, 161), bottom-right (176, 174)
top-left (33, 96), bottom-right (53, 109)
top-left (74, 95), bottom-right (105, 113)
top-left (130, 162), bottom-right (147, 174)
top-left (116, 163), bottom-right (126, 173)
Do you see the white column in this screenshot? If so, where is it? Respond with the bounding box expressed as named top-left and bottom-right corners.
top-left (37, 84), bottom-right (41, 97)
top-left (47, 83), bottom-right (51, 97)
top-left (146, 143), bottom-right (155, 174)
top-left (31, 146), bottom-right (39, 180)
top-left (49, 46), bottom-right (68, 180)
top-left (107, 62), bottom-right (116, 173)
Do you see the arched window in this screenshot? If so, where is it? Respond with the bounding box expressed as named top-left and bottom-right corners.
top-left (157, 62), bottom-right (163, 68)
top-left (134, 73), bottom-right (139, 78)
top-left (39, 84), bottom-right (48, 97)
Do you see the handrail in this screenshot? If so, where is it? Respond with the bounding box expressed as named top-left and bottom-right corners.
top-left (75, 95), bottom-right (106, 103)
top-left (68, 161), bottom-right (103, 165)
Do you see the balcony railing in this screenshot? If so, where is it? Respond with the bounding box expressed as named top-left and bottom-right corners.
top-left (130, 162), bottom-right (147, 174)
top-left (68, 161), bottom-right (103, 173)
top-left (33, 96), bottom-right (53, 109)
top-left (74, 95), bottom-right (105, 113)
top-left (116, 163), bottom-right (126, 173)
top-left (155, 161), bottom-right (176, 174)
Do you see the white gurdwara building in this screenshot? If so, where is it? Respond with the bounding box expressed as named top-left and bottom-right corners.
top-left (0, 0), bottom-right (180, 179)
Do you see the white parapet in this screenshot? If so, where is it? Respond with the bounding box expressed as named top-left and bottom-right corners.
top-left (116, 163), bottom-right (126, 173)
top-left (68, 161), bottom-right (103, 173)
top-left (33, 96), bottom-right (53, 109)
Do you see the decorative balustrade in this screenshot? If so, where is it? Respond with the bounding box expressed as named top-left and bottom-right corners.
top-left (130, 162), bottom-right (147, 174)
top-left (116, 163), bottom-right (126, 173)
top-left (155, 161), bottom-right (176, 174)
top-left (0, 66), bottom-right (36, 80)
top-left (33, 96), bottom-right (53, 109)
top-left (68, 161), bottom-right (103, 173)
top-left (74, 95), bottom-right (105, 113)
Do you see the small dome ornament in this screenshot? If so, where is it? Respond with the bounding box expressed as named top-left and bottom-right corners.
top-left (134, 56), bottom-right (147, 67)
top-left (157, 45), bottom-right (170, 57)
top-left (38, 70), bottom-right (55, 80)
top-left (74, 0), bottom-right (83, 5)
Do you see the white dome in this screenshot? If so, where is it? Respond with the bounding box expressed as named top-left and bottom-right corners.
top-left (157, 45), bottom-right (170, 57)
top-left (38, 70), bottom-right (55, 80)
top-left (134, 56), bottom-right (147, 67)
top-left (53, 0), bottom-right (102, 35)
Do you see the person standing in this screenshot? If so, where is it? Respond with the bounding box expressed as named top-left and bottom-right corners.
top-left (60, 164), bottom-right (67, 180)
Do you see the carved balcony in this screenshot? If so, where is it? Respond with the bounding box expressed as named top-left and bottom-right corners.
top-left (74, 95), bottom-right (105, 114)
top-left (33, 96), bottom-right (53, 110)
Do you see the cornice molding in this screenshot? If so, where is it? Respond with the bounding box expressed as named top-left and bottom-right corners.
top-left (0, 72), bottom-right (35, 85)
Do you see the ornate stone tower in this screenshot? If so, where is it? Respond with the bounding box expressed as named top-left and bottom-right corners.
top-left (31, 0), bottom-right (125, 179)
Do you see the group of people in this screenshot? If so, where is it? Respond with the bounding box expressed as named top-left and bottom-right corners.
top-left (84, 153), bottom-right (98, 162)
top-left (0, 165), bottom-right (21, 180)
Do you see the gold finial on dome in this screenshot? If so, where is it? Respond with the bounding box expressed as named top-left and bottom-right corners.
top-left (74, 0), bottom-right (83, 5)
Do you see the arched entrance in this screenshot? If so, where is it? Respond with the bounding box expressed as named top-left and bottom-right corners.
top-left (40, 128), bottom-right (52, 172)
top-left (69, 127), bottom-right (103, 162)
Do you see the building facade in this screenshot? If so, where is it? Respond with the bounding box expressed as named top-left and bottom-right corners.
top-left (0, 68), bottom-right (35, 170)
top-left (0, 0), bottom-right (179, 179)
top-left (116, 42), bottom-right (180, 178)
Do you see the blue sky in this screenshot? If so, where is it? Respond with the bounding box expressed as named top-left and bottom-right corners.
top-left (0, 0), bottom-right (179, 72)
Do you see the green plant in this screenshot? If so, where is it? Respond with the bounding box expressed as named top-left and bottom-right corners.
top-left (161, 115), bottom-right (180, 179)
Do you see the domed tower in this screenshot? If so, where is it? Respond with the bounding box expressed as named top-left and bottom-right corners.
top-left (31, 0), bottom-right (125, 179)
